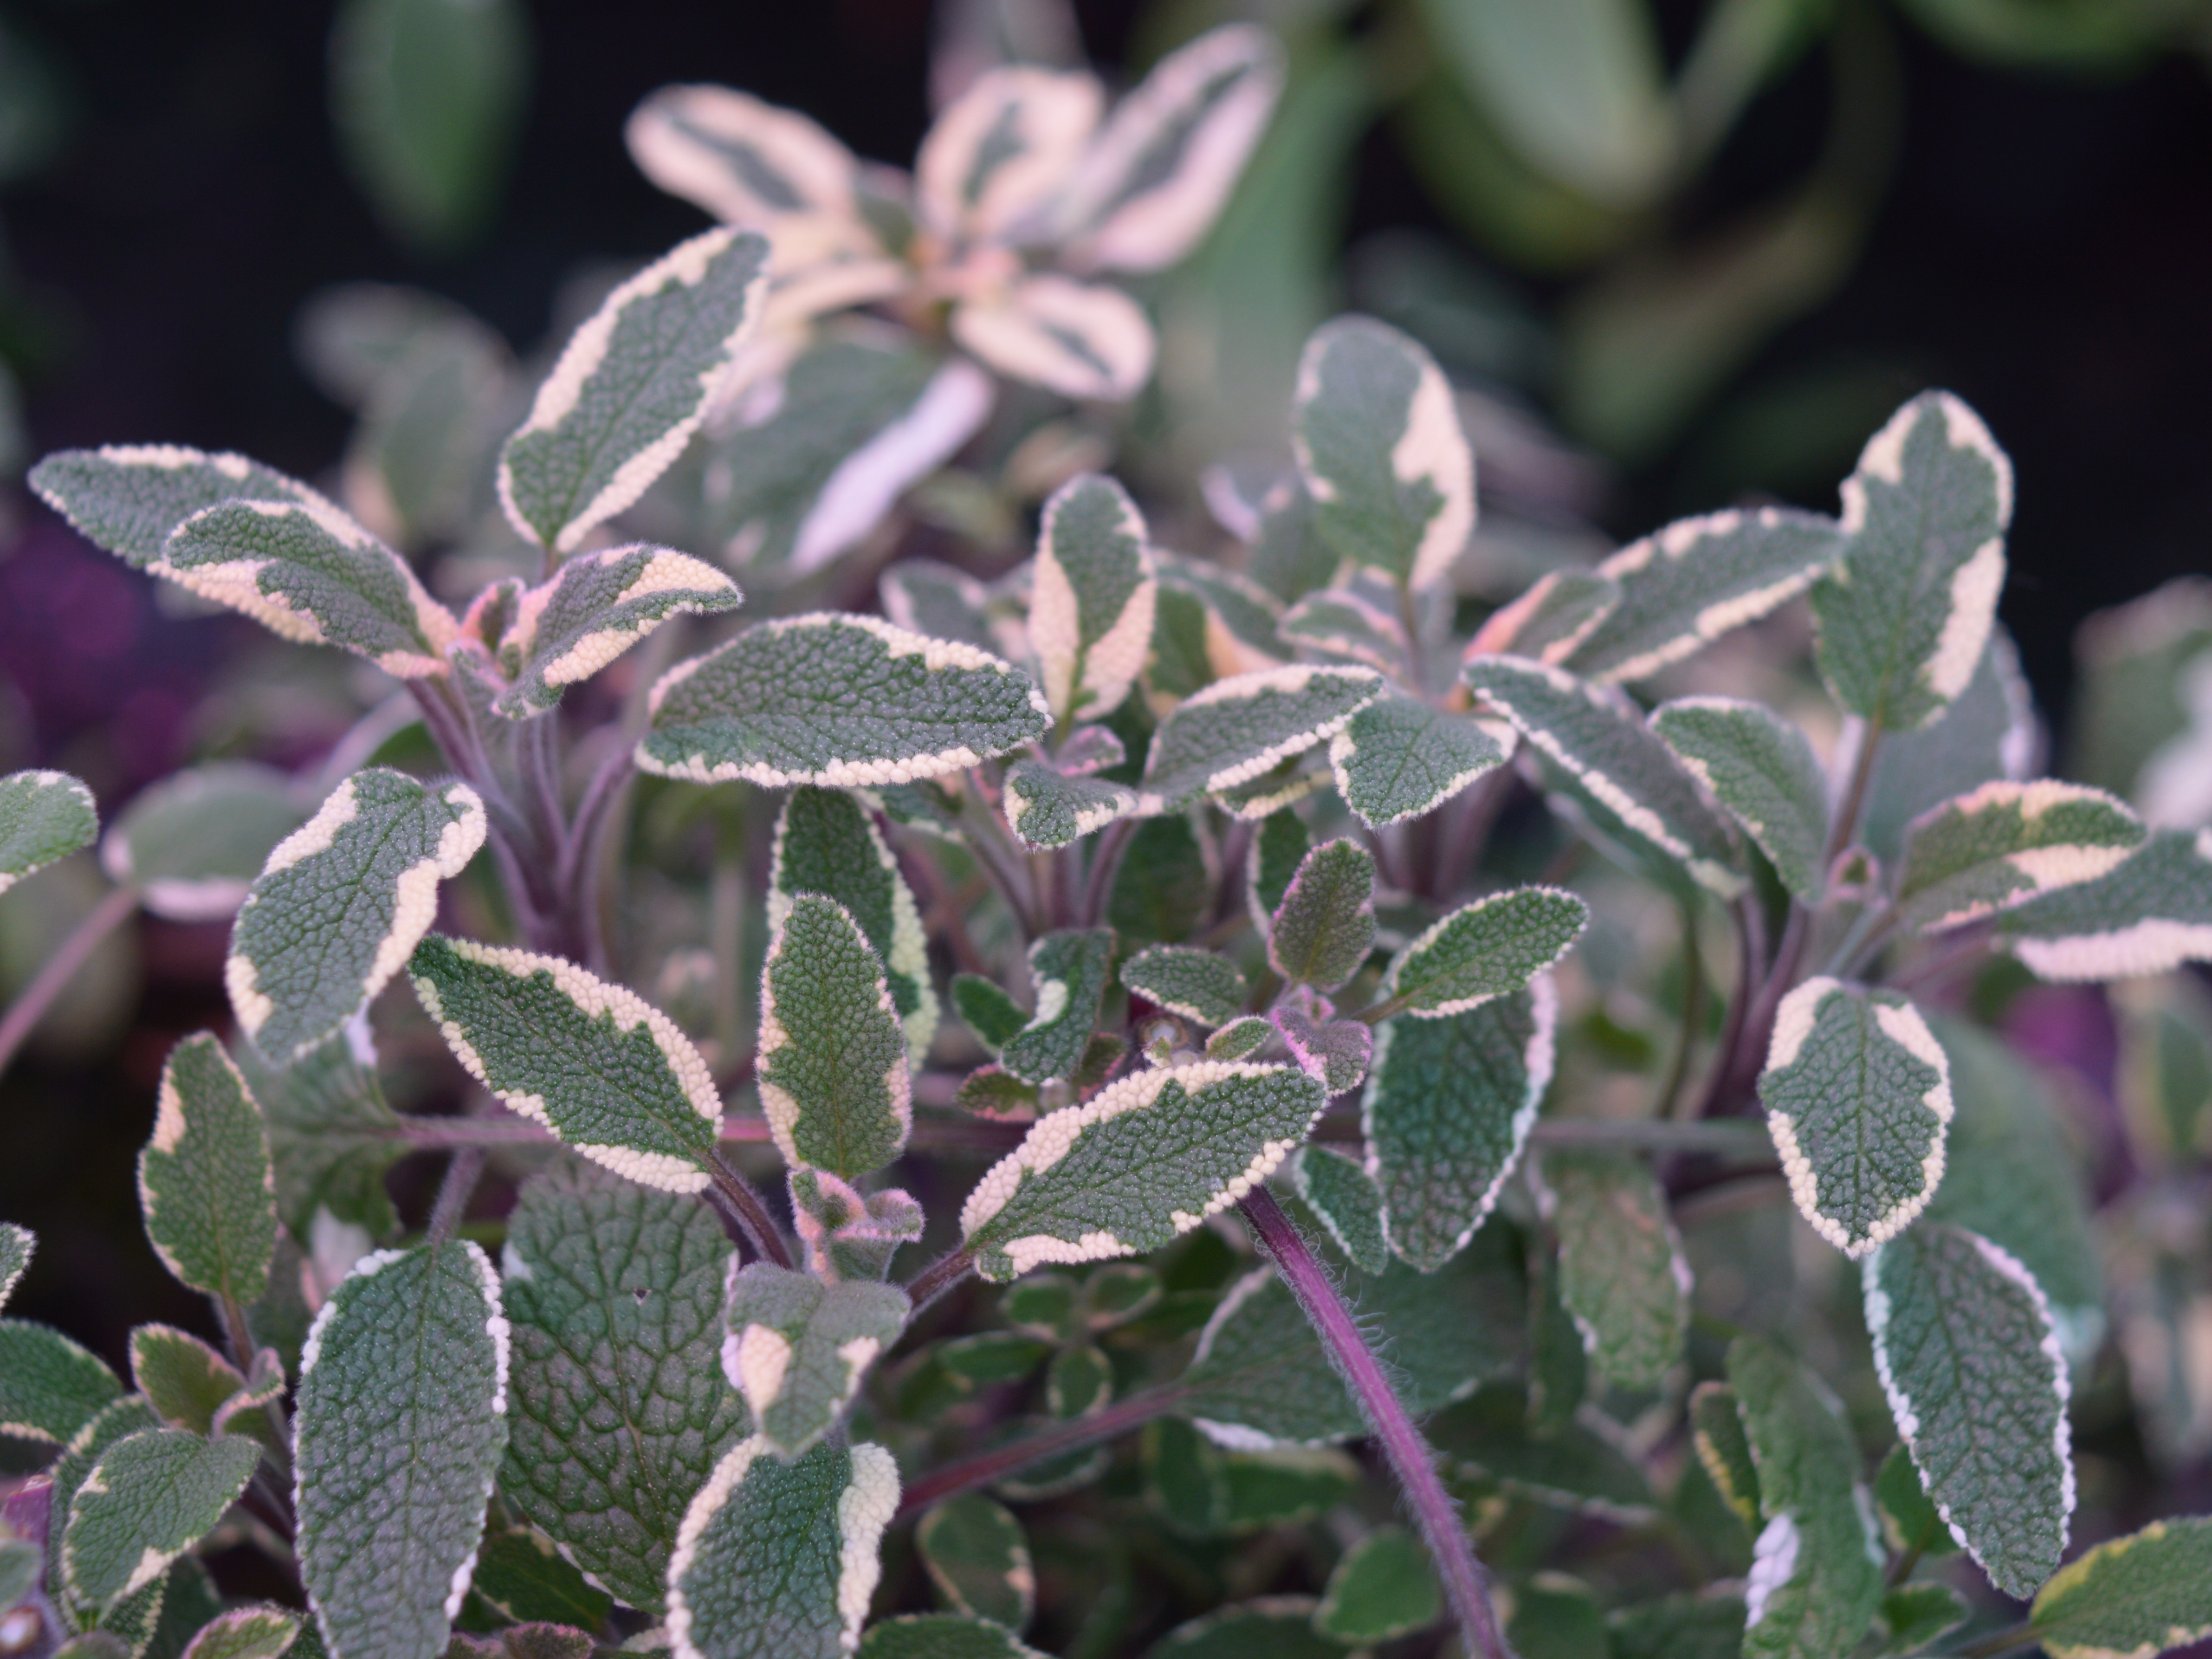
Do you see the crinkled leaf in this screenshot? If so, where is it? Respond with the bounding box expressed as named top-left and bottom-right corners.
top-left (1029, 473), bottom-right (1154, 727)
top-left (1205, 1017), bottom-right (1273, 1061)
top-left (1001, 761), bottom-right (1134, 850)
top-left (138, 1033), bottom-right (278, 1306)
top-left (2030, 1516), bottom-right (2212, 1659)
top-left (469, 1531), bottom-right (613, 1630)
top-left (1468, 570), bottom-right (1621, 665)
top-left (1120, 945), bottom-right (1245, 1028)
top-left (1897, 780), bottom-right (2144, 933)
top-left (721, 1264), bottom-right (907, 1460)
top-left (1533, 1148), bottom-right (1690, 1393)
top-left (1653, 697), bottom-right (1830, 903)
top-left (859, 1615), bottom-right (1046, 1659)
top-left (0, 1320), bottom-right (122, 1444)
top-left (63, 1428), bottom-right (260, 1616)
top-left (234, 1029), bottom-right (401, 1240)
top-left (1267, 839), bottom-right (1374, 992)
top-left (789, 1169), bottom-right (924, 1283)
top-left (129, 1327), bottom-right (245, 1437)
top-left (178, 1606), bottom-right (304, 1659)
top-left (46, 1397), bottom-right (165, 1600)
top-left (103, 764), bottom-right (304, 923)
top-left (998, 928), bottom-right (1113, 1087)
top-left (760, 895), bottom-right (911, 1179)
top-left (1287, 1147), bottom-right (1388, 1274)
top-left (1313, 1526), bottom-right (1438, 1642)
top-left (2000, 826), bottom-right (2212, 981)
top-left (1268, 999), bottom-right (1371, 1093)
top-left (916, 1494), bottom-right (1032, 1632)
top-left (226, 768), bottom-right (485, 1063)
top-left (1247, 810), bottom-right (1308, 930)
top-left (1690, 1382), bottom-right (1760, 1528)
top-left (29, 445), bottom-right (330, 571)
top-left (485, 544), bottom-right (741, 717)
top-left (1385, 885), bottom-right (1587, 1017)
top-left (1139, 665), bottom-right (1380, 813)
top-left (0, 770), bottom-right (97, 894)
top-left (1327, 694), bottom-right (1505, 829)
top-left (0, 1221), bottom-right (30, 1311)
top-left (640, 614), bottom-right (1049, 788)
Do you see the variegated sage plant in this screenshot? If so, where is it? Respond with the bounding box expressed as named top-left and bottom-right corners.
top-left (5, 27), bottom-right (2212, 1659)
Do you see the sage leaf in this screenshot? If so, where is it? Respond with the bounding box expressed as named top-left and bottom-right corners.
top-left (1314, 1527), bottom-right (1440, 1643)
top-left (226, 768), bottom-right (486, 1063)
top-left (1854, 632), bottom-right (2034, 863)
top-left (178, 1606), bottom-right (303, 1659)
top-left (1385, 885), bottom-right (1588, 1018)
top-left (45, 1397), bottom-right (163, 1593)
top-left (293, 1243), bottom-right (509, 1659)
top-left (1138, 665), bottom-right (1382, 813)
top-left (468, 1531), bottom-right (613, 1630)
top-left (1873, 1441), bottom-right (1955, 1561)
top-left (1267, 839), bottom-right (1374, 993)
top-left (789, 1169), bottom-right (923, 1284)
top-left (234, 1028), bottom-right (402, 1241)
top-left (665, 1437), bottom-right (898, 1659)
top-left (2001, 827), bottom-right (2212, 982)
top-left (1001, 762), bottom-right (1136, 851)
top-left (961, 1061), bottom-right (1325, 1283)
top-left (1467, 569), bottom-right (1619, 665)
top-left (1898, 780), bottom-right (2145, 933)
top-left (498, 227), bottom-right (771, 553)
top-left (1879, 1583), bottom-right (1968, 1653)
top-left (1285, 1146), bottom-right (1389, 1275)
top-left (409, 936), bottom-right (723, 1193)
top-left (129, 1326), bottom-right (245, 1437)
top-left (138, 1033), bottom-right (278, 1306)
top-left (1652, 697), bottom-right (1829, 903)
top-left (63, 1428), bottom-right (260, 1615)
top-left (1327, 694), bottom-right (1506, 829)
top-left (859, 1615), bottom-right (1047, 1659)
top-left (1268, 998), bottom-right (1371, 1093)
top-left (880, 561), bottom-right (998, 654)
top-left (1029, 473), bottom-right (1155, 727)
top-left (1205, 1017), bottom-right (1274, 1061)
top-left (949, 275), bottom-right (1155, 402)
top-left (1279, 586), bottom-right (1407, 674)
top-left (624, 83), bottom-right (867, 230)
top-left (1153, 551), bottom-right (1288, 673)
top-left (1532, 1149), bottom-right (1690, 1393)
top-left (483, 544), bottom-right (741, 718)
top-left (1864, 1223), bottom-right (2073, 1597)
top-left (951, 975), bottom-right (1026, 1053)
top-left (0, 770), bottom-right (97, 894)
top-left (1608, 1593), bottom-right (1747, 1659)
top-left (28, 445), bottom-right (327, 570)
top-left (1689, 1382), bottom-right (1760, 1528)
top-left (759, 894), bottom-right (912, 1179)
top-left (1247, 810), bottom-right (1308, 929)
top-left (103, 764), bottom-right (304, 923)
top-left (722, 1264), bottom-right (908, 1459)
top-left (1141, 1599), bottom-right (1343, 1659)
top-left (0, 1221), bottom-right (29, 1310)
top-left (2031, 1516), bottom-right (2212, 1659)
top-left (0, 1320), bottom-right (122, 1444)
top-left (916, 1494), bottom-right (1032, 1631)
top-left (998, 929), bottom-right (1114, 1087)
top-left (639, 614), bottom-right (1050, 788)
top-left (1119, 946), bottom-right (1246, 1029)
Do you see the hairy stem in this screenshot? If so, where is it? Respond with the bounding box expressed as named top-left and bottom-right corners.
top-left (905, 1245), bottom-right (977, 1316)
top-left (0, 883), bottom-right (138, 1083)
top-left (1080, 816), bottom-right (1139, 928)
top-left (706, 1151), bottom-right (794, 1270)
top-left (426, 1148), bottom-right (487, 1246)
top-left (895, 1383), bottom-right (1190, 1520)
top-left (1237, 1187), bottom-right (1513, 1659)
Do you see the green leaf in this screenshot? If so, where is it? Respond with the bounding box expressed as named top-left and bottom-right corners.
top-left (1278, 586), bottom-right (1408, 674)
top-left (1873, 1442), bottom-right (1956, 1560)
top-left (2030, 1515), bottom-right (2212, 1659)
top-left (500, 1165), bottom-right (747, 1612)
top-left (498, 228), bottom-right (770, 554)
top-left (1030, 473), bottom-right (1156, 727)
top-left (1138, 666), bottom-right (1382, 813)
top-left (128, 1327), bottom-right (246, 1436)
top-left (639, 614), bottom-right (1050, 788)
top-left (1463, 655), bottom-right (1745, 898)
top-left (1812, 392), bottom-right (2015, 735)
top-left (103, 764), bottom-right (304, 923)
top-left (1139, 1598), bottom-right (1344, 1659)
top-left (1327, 694), bottom-right (1506, 829)
top-left (1206, 1017), bottom-right (1274, 1061)
top-left (1001, 762), bottom-right (1136, 851)
top-left (1507, 1579), bottom-right (1609, 1659)
top-left (1566, 507), bottom-right (1846, 685)
top-left (880, 562), bottom-right (1000, 654)
top-left (46, 1397), bottom-right (164, 1598)
top-left (0, 1536), bottom-right (41, 1614)
top-left (1291, 316), bottom-right (1473, 590)
top-left (1269, 998), bottom-right (1372, 1093)
top-left (0, 770), bottom-right (97, 894)
top-left (961, 1062), bottom-right (1326, 1283)
top-left (916, 1493), bottom-right (1032, 1632)
top-left (1757, 978), bottom-right (1953, 1257)
top-left (664, 1437), bottom-right (898, 1659)
top-left (1533, 1148), bottom-right (1690, 1393)
top-left (1855, 633), bottom-right (2034, 864)
top-left (211, 1349), bottom-right (286, 1446)
top-left (179, 1606), bottom-right (304, 1659)
top-left (1727, 1336), bottom-right (1884, 1659)
top-left (1152, 553), bottom-right (1289, 676)
top-left (409, 936), bottom-right (723, 1192)
top-left (1109, 816), bottom-right (1212, 946)
top-left (1314, 1527), bottom-right (1439, 1642)
top-left (1267, 840), bottom-right (1374, 992)
top-left (1607, 1592), bottom-right (1747, 1659)
top-left (858, 1615), bottom-right (1046, 1659)
top-left (62, 1428), bottom-right (260, 1616)
top-left (1363, 983), bottom-right (1556, 1270)
top-left (1285, 1147), bottom-right (1389, 1275)
top-left (0, 1220), bottom-right (28, 1311)
top-left (233, 1029), bottom-right (401, 1241)
top-left (1468, 570), bottom-right (1621, 665)
top-left (1120, 946), bottom-right (1246, 1028)
top-left (998, 929), bottom-right (1114, 1088)
top-left (2068, 575), bottom-right (2212, 801)
top-left (478, 544), bottom-right (741, 718)
top-left (789, 1169), bottom-right (924, 1283)
top-left (1526, 1234), bottom-right (1588, 1435)
top-left (722, 1265), bottom-right (907, 1459)
top-left (1652, 697), bottom-right (1830, 903)
top-left (138, 1034), bottom-right (278, 1306)
top-left (951, 975), bottom-right (1027, 1052)
top-left (2000, 826), bottom-right (2212, 982)
top-left (1247, 810), bottom-right (1308, 929)
top-left (759, 895), bottom-right (912, 1179)
top-left (468, 1531), bottom-right (613, 1631)
top-left (293, 1242), bottom-right (509, 1659)
top-left (28, 446), bottom-right (327, 571)
top-left (226, 768), bottom-right (486, 1063)
top-left (0, 1319), bottom-right (122, 1444)
top-left (1877, 1583), bottom-right (1967, 1653)
top-left (1897, 780), bottom-right (2145, 933)
top-left (1436, 1397), bottom-right (1655, 1528)
top-left (1689, 1381), bottom-right (1760, 1527)
top-left (1385, 886), bottom-right (1588, 1017)
top-left (1863, 1223), bottom-right (2073, 1598)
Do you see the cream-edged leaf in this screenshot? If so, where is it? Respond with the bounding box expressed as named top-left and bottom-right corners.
top-left (102, 763), bottom-right (304, 923)
top-left (721, 1264), bottom-right (908, 1459)
top-left (1897, 779), bottom-right (2146, 934)
top-left (1531, 1149), bottom-right (1690, 1393)
top-left (178, 1606), bottom-right (304, 1659)
top-left (1120, 944), bottom-right (1246, 1028)
top-left (0, 770), bottom-right (97, 895)
top-left (129, 1326), bottom-right (246, 1437)
top-left (880, 560), bottom-right (997, 652)
top-left (486, 544), bottom-right (742, 717)
top-left (1287, 1145), bottom-right (1390, 1275)
top-left (1247, 809), bottom-right (1308, 931)
top-left (1270, 997), bottom-right (1372, 1094)
top-left (789, 1169), bottom-right (925, 1284)
top-left (918, 67), bottom-right (1100, 244)
top-left (1328, 695), bottom-right (1507, 830)
top-left (1465, 570), bottom-right (1620, 665)
top-left (1267, 839), bottom-right (1374, 993)
top-left (137, 1033), bottom-right (278, 1306)
top-left (1651, 697), bottom-right (1829, 903)
top-left (1139, 664), bottom-right (1381, 812)
top-left (1028, 472), bottom-right (1155, 726)
top-left (1277, 587), bottom-right (1407, 674)
top-left (1385, 886), bottom-right (1587, 1017)
top-left (1999, 827), bottom-right (2212, 982)
top-left (860, 1615), bottom-right (1048, 1659)
top-left (0, 1319), bottom-right (122, 1445)
top-left (2031, 1516), bottom-right (2212, 1659)
top-left (759, 895), bottom-right (912, 1179)
top-left (62, 1428), bottom-right (261, 1617)
top-left (0, 1221), bottom-right (30, 1311)
top-left (1002, 760), bottom-right (1136, 849)
top-left (1854, 631), bottom-right (2035, 864)
top-left (29, 444), bottom-right (329, 570)
top-left (951, 274), bottom-right (1155, 402)
top-left (915, 1493), bottom-right (1033, 1632)
top-left (625, 84), bottom-right (867, 232)
top-left (999, 928), bottom-right (1114, 1086)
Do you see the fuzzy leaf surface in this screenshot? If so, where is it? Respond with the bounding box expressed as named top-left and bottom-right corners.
top-left (2030, 1516), bottom-right (2212, 1659)
top-left (951, 976), bottom-right (1026, 1052)
top-left (1139, 666), bottom-right (1380, 812)
top-left (485, 545), bottom-right (741, 717)
top-left (1999, 827), bottom-right (2212, 982)
top-left (916, 1494), bottom-right (1032, 1632)
top-left (138, 1034), bottom-right (278, 1306)
top-left (0, 1320), bottom-right (122, 1444)
top-left (1001, 762), bottom-right (1135, 850)
top-left (129, 1327), bottom-right (246, 1437)
top-left (1247, 811), bottom-right (1308, 929)
top-left (758, 894), bottom-right (911, 1179)
top-left (1119, 946), bottom-right (1247, 1028)
top-left (1534, 1149), bottom-right (1689, 1393)
top-left (468, 1531), bottom-right (613, 1630)
top-left (0, 770), bottom-right (97, 894)
top-left (1855, 633), bottom-right (2032, 863)
top-left (45, 1397), bottom-right (163, 1589)
top-left (1690, 1383), bottom-right (1760, 1527)
top-left (1897, 780), bottom-right (2144, 933)
top-left (1269, 999), bottom-right (1371, 1093)
top-left (1385, 886), bottom-right (1587, 1017)
top-left (63, 1428), bottom-right (260, 1615)
top-left (999, 929), bottom-right (1114, 1087)
top-left (1278, 587), bottom-right (1407, 674)
top-left (178, 1606), bottom-right (303, 1659)
top-left (1267, 839), bottom-right (1374, 992)
top-left (1030, 473), bottom-right (1154, 726)
top-left (722, 1264), bottom-right (907, 1459)
top-left (1652, 698), bottom-right (1830, 902)
top-left (103, 764), bottom-right (303, 922)
top-left (29, 445), bottom-right (326, 570)
top-left (1286, 1147), bottom-right (1389, 1274)
top-left (1327, 694), bottom-right (1505, 828)
top-left (0, 1221), bottom-right (30, 1310)
top-left (235, 1030), bottom-right (401, 1240)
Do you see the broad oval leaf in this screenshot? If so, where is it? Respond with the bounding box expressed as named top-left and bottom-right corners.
top-left (138, 1033), bottom-right (278, 1306)
top-left (129, 1325), bottom-right (246, 1437)
top-left (43, 1395), bottom-right (162, 1593)
top-left (918, 66), bottom-right (1100, 246)
top-left (0, 770), bottom-right (97, 894)
top-left (1385, 886), bottom-right (1587, 1017)
top-left (484, 544), bottom-right (741, 718)
top-left (63, 1428), bottom-right (261, 1616)
top-left (1279, 586), bottom-right (1408, 674)
top-left (960, 1061), bottom-right (1326, 1283)
top-left (2031, 1516), bottom-right (2212, 1659)
top-left (0, 1319), bottom-right (122, 1445)
top-left (2001, 827), bottom-right (2212, 982)
top-left (998, 928), bottom-right (1115, 1088)
top-left (226, 769), bottom-right (486, 1063)
top-left (28, 444), bottom-right (327, 570)
top-left (103, 763), bottom-right (304, 923)
top-left (1898, 779), bottom-right (2145, 934)
top-left (1002, 761), bottom-right (1136, 851)
top-left (1267, 839), bottom-right (1375, 992)
top-left (1287, 1145), bottom-right (1389, 1275)
top-left (721, 1264), bottom-right (907, 1459)
top-left (408, 937), bottom-right (723, 1192)
top-left (1652, 697), bottom-right (1829, 903)
top-left (1531, 1148), bottom-right (1690, 1393)
top-left (950, 275), bottom-right (1156, 402)
top-left (624, 84), bottom-right (865, 232)
top-left (639, 614), bottom-right (1050, 788)
top-left (1120, 945), bottom-right (1247, 1029)
top-left (759, 894), bottom-right (911, 1180)
top-left (1327, 695), bottom-right (1506, 829)
top-left (915, 1493), bottom-right (1033, 1632)
top-left (1029, 473), bottom-right (1155, 727)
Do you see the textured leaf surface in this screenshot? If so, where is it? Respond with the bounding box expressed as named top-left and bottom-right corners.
top-left (722, 1264), bottom-right (906, 1459)
top-left (1898, 780), bottom-right (2144, 933)
top-left (960, 1062), bottom-right (1325, 1283)
top-left (1879, 1583), bottom-right (1968, 1653)
top-left (1205, 1017), bottom-right (1273, 1061)
top-left (1029, 473), bottom-right (1154, 727)
top-left (1855, 633), bottom-right (2033, 863)
top-left (1279, 587), bottom-right (1407, 674)
top-left (1314, 1527), bottom-right (1438, 1642)
top-left (410, 936), bottom-right (722, 1193)
top-left (2031, 1516), bottom-right (2212, 1659)
top-left (45, 1397), bottom-right (163, 1597)
top-left (1385, 887), bottom-right (1586, 1017)
top-left (178, 1606), bottom-right (303, 1659)
top-left (759, 895), bottom-right (911, 1179)
top-left (293, 1243), bottom-right (508, 1659)
top-left (1465, 655), bottom-right (1744, 897)
top-left (468, 1530), bottom-right (613, 1630)
top-left (1534, 1149), bottom-right (1690, 1393)
top-left (485, 544), bottom-right (741, 717)
top-left (2001, 827), bottom-right (2212, 982)
top-left (0, 1320), bottom-right (121, 1444)
top-left (1268, 999), bottom-right (1371, 1094)
top-left (1287, 1147), bottom-right (1388, 1274)
top-left (640, 614), bottom-right (1049, 788)
top-left (789, 1170), bottom-right (922, 1284)
top-left (0, 770), bottom-right (97, 893)
top-left (129, 1326), bottom-right (245, 1436)
top-left (226, 769), bottom-right (485, 1063)
top-left (917, 1494), bottom-right (1032, 1632)
top-left (1001, 762), bottom-right (1135, 850)
top-left (1291, 317), bottom-right (1473, 590)
top-left (1758, 979), bottom-right (1953, 1257)
top-left (1247, 811), bottom-right (1308, 929)
top-left (1364, 982), bottom-right (1556, 1270)
top-left (1690, 1382), bottom-right (1760, 1527)
top-left (498, 227), bottom-right (770, 552)
top-left (138, 1034), bottom-right (278, 1305)
top-left (30, 445), bottom-right (325, 570)
top-left (1327, 694), bottom-right (1505, 828)
top-left (235, 1030), bottom-right (401, 1240)
top-left (1864, 1224), bottom-right (2072, 1598)
top-left (501, 1166), bottom-right (745, 1612)
top-left (0, 1221), bottom-right (29, 1310)
top-left (1653, 698), bottom-right (1830, 903)
top-left (103, 764), bottom-right (303, 922)
top-left (63, 1428), bottom-right (260, 1614)
top-left (1467, 569), bottom-right (1619, 665)
top-left (999, 929), bottom-right (1114, 1088)
top-left (1812, 392), bottom-right (2013, 734)
top-left (1120, 946), bottom-right (1246, 1028)
top-left (1138, 666), bottom-right (1380, 812)
top-left (1267, 840), bottom-right (1374, 992)
top-left (665, 1437), bottom-right (897, 1659)
top-left (858, 1615), bottom-right (1046, 1659)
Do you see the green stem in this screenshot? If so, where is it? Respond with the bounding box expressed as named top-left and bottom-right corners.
top-left (0, 883), bottom-right (138, 1084)
top-left (426, 1147), bottom-right (487, 1246)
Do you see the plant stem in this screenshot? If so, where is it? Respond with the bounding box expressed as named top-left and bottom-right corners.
top-left (1080, 816), bottom-right (1139, 928)
top-left (1658, 899), bottom-right (1707, 1119)
top-left (706, 1151), bottom-right (794, 1270)
top-left (1826, 717), bottom-right (1884, 868)
top-left (894, 1383), bottom-right (1190, 1519)
top-left (426, 1148), bottom-right (487, 1245)
top-left (220, 1290), bottom-right (294, 1487)
top-left (1237, 1187), bottom-right (1513, 1659)
top-left (1947, 1620), bottom-right (2040, 1659)
top-left (905, 1245), bottom-right (976, 1316)
top-left (0, 883), bottom-right (138, 1083)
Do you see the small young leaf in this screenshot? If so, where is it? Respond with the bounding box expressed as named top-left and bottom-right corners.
top-left (917, 1494), bottom-right (1033, 1632)
top-left (2030, 1516), bottom-right (2212, 1659)
top-left (0, 1320), bottom-right (122, 1444)
top-left (1120, 945), bottom-right (1246, 1028)
top-left (1879, 1583), bottom-right (1968, 1653)
top-left (63, 1428), bottom-right (260, 1615)
top-left (484, 544), bottom-right (742, 717)
top-left (1205, 1017), bottom-right (1274, 1061)
top-left (1138, 665), bottom-right (1382, 813)
top-left (759, 895), bottom-right (912, 1179)
top-left (1812, 392), bottom-right (2014, 734)
top-left (210, 1349), bottom-right (286, 1445)
top-left (789, 1169), bottom-right (925, 1283)
top-left (498, 227), bottom-right (771, 553)
top-left (1758, 979), bottom-right (1953, 1257)
top-left (1384, 886), bottom-right (1588, 1017)
top-left (29, 445), bottom-right (327, 570)
top-left (0, 770), bottom-right (97, 894)
top-left (1313, 1527), bottom-right (1440, 1642)
top-left (625, 83), bottom-right (866, 231)
top-left (179, 1606), bottom-right (304, 1659)
top-left (1652, 697), bottom-right (1830, 903)
top-left (2001, 827), bottom-right (2212, 981)
top-left (469, 1531), bottom-right (613, 1631)
top-left (998, 929), bottom-right (1114, 1087)
top-left (1107, 815), bottom-right (1212, 946)
top-left (858, 1615), bottom-right (1047, 1659)
top-left (103, 764), bottom-right (304, 923)
top-left (1531, 1149), bottom-right (1690, 1393)
top-left (1464, 655), bottom-right (1745, 898)
top-left (1864, 1223), bottom-right (2073, 1598)
top-left (639, 614), bottom-right (1050, 788)
top-left (1564, 506), bottom-right (1846, 685)
top-left (952, 975), bottom-right (1027, 1052)
top-left (665, 1437), bottom-right (898, 1659)
top-left (1247, 810), bottom-right (1308, 930)
top-left (0, 1221), bottom-right (30, 1310)
top-left (950, 274), bottom-right (1156, 402)
top-left (1029, 473), bottom-right (1155, 727)
top-left (226, 768), bottom-right (486, 1063)
top-left (409, 937), bottom-right (722, 1193)
top-left (1268, 998), bottom-right (1371, 1094)
top-left (960, 1061), bottom-right (1325, 1283)
top-left (293, 1243), bottom-right (508, 1659)
top-left (1050, 725), bottom-right (1126, 777)
top-left (138, 1033), bottom-right (278, 1306)
top-left (1897, 779), bottom-right (2145, 933)
top-left (1291, 317), bottom-right (1474, 591)
top-left (1364, 981), bottom-right (1556, 1271)
top-left (129, 1326), bottom-right (246, 1436)
top-left (1688, 1382), bottom-right (1760, 1528)
top-left (1267, 839), bottom-right (1374, 992)
top-left (722, 1264), bottom-right (907, 1460)
top-left (1327, 694), bottom-right (1506, 829)
top-left (1286, 1146), bottom-right (1388, 1274)
top-left (1001, 761), bottom-right (1136, 850)
top-left (1278, 586), bottom-right (1407, 674)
